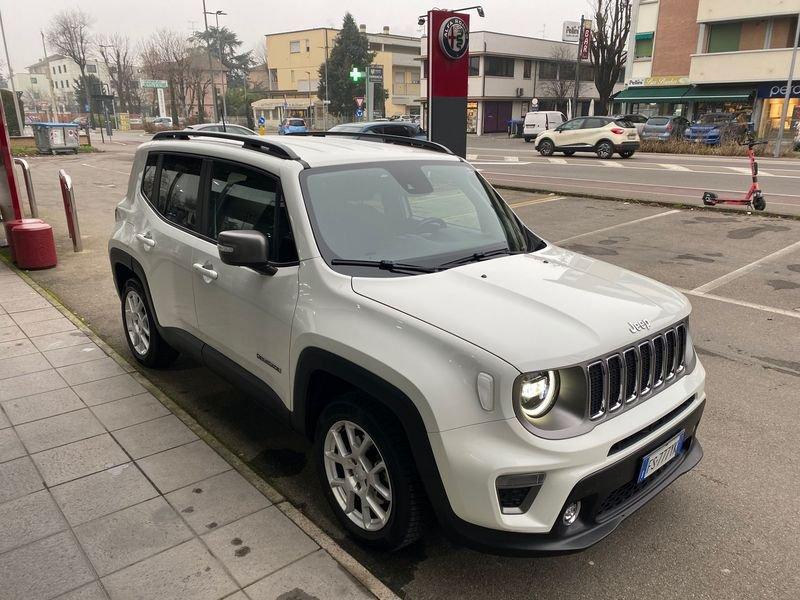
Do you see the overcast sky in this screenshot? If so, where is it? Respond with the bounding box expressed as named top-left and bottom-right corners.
top-left (2, 0), bottom-right (593, 70)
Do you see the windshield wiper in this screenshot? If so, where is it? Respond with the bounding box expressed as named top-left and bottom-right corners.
top-left (330, 259), bottom-right (438, 274)
top-left (438, 247), bottom-right (514, 269)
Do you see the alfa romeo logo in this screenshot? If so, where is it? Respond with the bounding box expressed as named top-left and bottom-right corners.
top-left (439, 16), bottom-right (469, 60)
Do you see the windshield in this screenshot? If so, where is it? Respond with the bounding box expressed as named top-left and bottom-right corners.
top-left (300, 161), bottom-right (539, 275)
top-left (288, 119), bottom-right (305, 126)
top-left (647, 117), bottom-right (670, 126)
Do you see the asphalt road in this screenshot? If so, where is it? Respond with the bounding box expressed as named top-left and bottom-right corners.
top-left (467, 135), bottom-right (800, 217)
top-left (7, 138), bottom-right (800, 600)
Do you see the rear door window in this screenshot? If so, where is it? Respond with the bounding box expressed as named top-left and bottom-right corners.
top-left (582, 118), bottom-right (608, 129)
top-left (383, 124), bottom-right (411, 137)
top-left (157, 154), bottom-right (203, 232)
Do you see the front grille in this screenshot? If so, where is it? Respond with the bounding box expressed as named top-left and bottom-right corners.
top-left (586, 322), bottom-right (687, 421)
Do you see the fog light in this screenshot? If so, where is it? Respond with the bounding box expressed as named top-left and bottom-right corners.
top-left (563, 501), bottom-right (581, 525)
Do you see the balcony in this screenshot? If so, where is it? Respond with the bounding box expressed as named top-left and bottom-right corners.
top-left (698, 0), bottom-right (800, 22)
top-left (690, 48), bottom-right (800, 83)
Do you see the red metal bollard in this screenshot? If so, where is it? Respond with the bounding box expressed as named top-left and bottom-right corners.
top-left (3, 218), bottom-right (44, 263)
top-left (11, 223), bottom-right (57, 270)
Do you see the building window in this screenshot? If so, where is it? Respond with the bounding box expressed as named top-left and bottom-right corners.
top-left (86, 64), bottom-right (97, 74)
top-left (769, 16), bottom-right (799, 49)
top-left (66, 80), bottom-right (70, 87)
top-left (422, 60), bottom-right (428, 78)
top-left (469, 56), bottom-right (480, 76)
top-left (289, 40), bottom-right (301, 53)
top-left (580, 63), bottom-right (594, 80)
top-left (290, 70), bottom-right (295, 82)
top-left (484, 56), bottom-right (515, 77)
top-left (707, 22), bottom-right (741, 53)
top-left (634, 32), bottom-right (654, 58)
top-left (560, 62), bottom-right (576, 80)
top-left (523, 60), bottom-right (532, 79)
top-left (539, 61), bottom-right (558, 80)
top-left (53, 66), bottom-right (57, 74)
top-left (30, 76), bottom-right (37, 84)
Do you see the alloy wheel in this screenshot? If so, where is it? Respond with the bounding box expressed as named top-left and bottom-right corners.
top-left (124, 290), bottom-right (150, 356)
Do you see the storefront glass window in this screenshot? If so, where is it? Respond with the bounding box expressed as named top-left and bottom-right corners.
top-left (466, 102), bottom-right (478, 134)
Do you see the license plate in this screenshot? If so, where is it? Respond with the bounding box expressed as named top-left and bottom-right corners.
top-left (637, 430), bottom-right (685, 483)
top-left (627, 133), bottom-right (636, 139)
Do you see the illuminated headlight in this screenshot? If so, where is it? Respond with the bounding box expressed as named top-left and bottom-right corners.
top-left (516, 371), bottom-right (559, 419)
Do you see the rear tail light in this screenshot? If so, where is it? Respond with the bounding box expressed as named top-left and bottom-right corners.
top-left (611, 127), bottom-right (625, 134)
top-left (666, 122), bottom-right (673, 132)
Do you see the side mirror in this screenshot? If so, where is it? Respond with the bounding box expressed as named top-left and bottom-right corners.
top-left (217, 230), bottom-right (276, 275)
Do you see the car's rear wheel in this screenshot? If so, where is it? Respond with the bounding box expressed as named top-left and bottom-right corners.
top-left (121, 278), bottom-right (178, 368)
top-left (538, 139), bottom-right (555, 156)
top-left (524, 136), bottom-right (532, 143)
top-left (596, 141), bottom-right (614, 159)
top-left (563, 150), bottom-right (575, 156)
top-left (315, 395), bottom-right (427, 550)
top-left (619, 150), bottom-right (635, 158)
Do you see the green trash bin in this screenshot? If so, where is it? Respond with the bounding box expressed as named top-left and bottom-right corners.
top-left (32, 123), bottom-right (81, 155)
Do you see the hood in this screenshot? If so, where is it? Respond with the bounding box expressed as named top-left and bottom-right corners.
top-left (351, 247), bottom-right (690, 373)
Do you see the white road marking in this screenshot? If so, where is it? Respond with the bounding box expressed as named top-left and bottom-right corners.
top-left (660, 163), bottom-right (691, 171)
top-left (80, 162), bottom-right (129, 176)
top-left (678, 288), bottom-right (800, 320)
top-left (692, 239), bottom-right (800, 294)
top-left (504, 156), bottom-right (519, 162)
top-left (547, 158), bottom-right (568, 164)
top-left (555, 210), bottom-right (681, 244)
top-left (470, 161), bottom-right (533, 166)
top-left (510, 196), bottom-right (566, 208)
top-left (597, 160), bottom-right (623, 168)
top-left (466, 154), bottom-right (477, 160)
top-left (727, 166), bottom-right (774, 177)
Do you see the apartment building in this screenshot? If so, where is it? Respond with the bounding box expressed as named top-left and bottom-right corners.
top-left (619, 0), bottom-right (800, 135)
top-left (251, 25), bottom-right (421, 128)
top-left (419, 31), bottom-right (621, 135)
top-left (20, 54), bottom-right (112, 115)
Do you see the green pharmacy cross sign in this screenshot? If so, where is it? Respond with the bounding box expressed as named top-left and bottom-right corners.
top-left (349, 67), bottom-right (365, 82)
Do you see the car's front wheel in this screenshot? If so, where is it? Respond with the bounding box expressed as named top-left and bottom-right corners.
top-left (596, 140), bottom-right (614, 159)
top-left (619, 150), bottom-right (635, 158)
top-left (315, 395), bottom-right (427, 550)
top-left (121, 278), bottom-right (178, 368)
top-left (538, 139), bottom-right (555, 156)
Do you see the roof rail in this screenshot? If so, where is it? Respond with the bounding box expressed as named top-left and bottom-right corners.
top-left (303, 131), bottom-right (454, 155)
top-left (151, 130), bottom-right (309, 166)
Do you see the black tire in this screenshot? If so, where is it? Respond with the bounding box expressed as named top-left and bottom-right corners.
top-left (619, 150), bottom-right (635, 158)
top-left (596, 140), bottom-right (614, 159)
top-left (314, 394), bottom-right (428, 550)
top-left (563, 150), bottom-right (575, 156)
top-left (524, 136), bottom-right (532, 143)
top-left (538, 139), bottom-right (555, 156)
top-left (120, 278), bottom-right (178, 368)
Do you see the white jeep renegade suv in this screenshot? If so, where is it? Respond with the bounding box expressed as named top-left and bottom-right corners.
top-left (109, 130), bottom-right (705, 554)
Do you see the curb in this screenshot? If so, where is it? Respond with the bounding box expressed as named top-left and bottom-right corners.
top-left (0, 253), bottom-right (400, 600)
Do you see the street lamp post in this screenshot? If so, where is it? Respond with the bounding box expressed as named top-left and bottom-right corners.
top-left (305, 70), bottom-right (311, 128)
top-left (204, 9), bottom-right (228, 128)
top-left (201, 0), bottom-right (218, 122)
top-left (773, 11), bottom-right (800, 157)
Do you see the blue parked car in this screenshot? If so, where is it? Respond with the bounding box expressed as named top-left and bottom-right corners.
top-left (684, 111), bottom-right (750, 145)
top-left (278, 118), bottom-right (308, 135)
top-left (328, 121), bottom-right (427, 140)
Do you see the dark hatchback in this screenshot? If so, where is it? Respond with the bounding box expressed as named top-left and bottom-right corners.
top-left (640, 116), bottom-right (690, 141)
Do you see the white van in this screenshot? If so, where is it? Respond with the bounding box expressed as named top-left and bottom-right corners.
top-left (523, 111), bottom-right (567, 142)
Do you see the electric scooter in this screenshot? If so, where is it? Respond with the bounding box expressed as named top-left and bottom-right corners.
top-left (702, 123), bottom-right (767, 211)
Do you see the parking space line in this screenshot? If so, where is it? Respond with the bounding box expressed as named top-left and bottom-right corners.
top-left (597, 161), bottom-right (623, 168)
top-left (678, 288), bottom-right (800, 320)
top-left (547, 158), bottom-right (568, 164)
top-left (692, 239), bottom-right (800, 293)
top-left (510, 196), bottom-right (566, 208)
top-left (660, 164), bottom-right (691, 171)
top-left (555, 210), bottom-right (681, 243)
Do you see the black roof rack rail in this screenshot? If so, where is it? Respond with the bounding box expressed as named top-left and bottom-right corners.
top-left (302, 131), bottom-right (454, 155)
top-left (151, 129), bottom-right (309, 167)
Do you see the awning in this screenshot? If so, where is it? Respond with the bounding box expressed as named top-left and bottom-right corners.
top-left (680, 86), bottom-right (754, 102)
top-left (613, 86), bottom-right (691, 102)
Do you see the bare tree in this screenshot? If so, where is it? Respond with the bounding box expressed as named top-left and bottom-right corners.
top-left (250, 44), bottom-right (272, 92)
top-left (97, 34), bottom-right (137, 112)
top-left (47, 9), bottom-right (94, 112)
top-left (589, 0), bottom-right (631, 115)
top-left (540, 46), bottom-right (575, 112)
top-left (140, 30), bottom-right (192, 122)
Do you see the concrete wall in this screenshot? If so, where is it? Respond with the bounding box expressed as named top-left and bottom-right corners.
top-left (690, 47), bottom-right (800, 83)
top-left (697, 0), bottom-right (800, 22)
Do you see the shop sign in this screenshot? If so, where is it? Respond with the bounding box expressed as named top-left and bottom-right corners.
top-left (757, 82), bottom-right (800, 98)
top-left (628, 76), bottom-right (690, 87)
top-left (562, 21), bottom-right (581, 43)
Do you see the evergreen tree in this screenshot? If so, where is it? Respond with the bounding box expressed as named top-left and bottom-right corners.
top-left (191, 26), bottom-right (252, 87)
top-left (317, 13), bottom-right (375, 116)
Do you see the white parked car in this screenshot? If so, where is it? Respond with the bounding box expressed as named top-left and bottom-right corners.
top-left (109, 128), bottom-right (705, 553)
top-left (522, 111), bottom-right (567, 142)
top-left (536, 116), bottom-right (641, 158)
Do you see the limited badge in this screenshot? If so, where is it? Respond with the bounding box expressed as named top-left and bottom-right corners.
top-left (439, 16), bottom-right (469, 60)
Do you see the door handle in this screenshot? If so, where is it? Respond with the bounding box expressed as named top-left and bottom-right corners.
top-left (192, 262), bottom-right (218, 281)
top-left (135, 233), bottom-right (156, 248)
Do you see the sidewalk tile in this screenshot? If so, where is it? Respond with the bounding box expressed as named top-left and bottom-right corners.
top-left (0, 295), bottom-right (52, 313)
top-left (75, 496), bottom-right (194, 576)
top-left (72, 373), bottom-right (146, 406)
top-left (0, 337), bottom-right (39, 359)
top-left (16, 408), bottom-right (105, 454)
top-left (165, 470), bottom-right (271, 535)
top-left (52, 462), bottom-right (158, 526)
top-left (0, 368), bottom-right (68, 402)
top-left (0, 352), bottom-right (52, 380)
top-left (136, 440), bottom-right (231, 493)
top-left (0, 324), bottom-right (26, 343)
top-left (31, 330), bottom-right (91, 352)
top-left (55, 581), bottom-right (109, 600)
top-left (10, 306), bottom-right (63, 325)
top-left (0, 406), bottom-right (9, 429)
top-left (19, 317), bottom-right (78, 338)
top-left (245, 549), bottom-right (373, 600)
top-left (0, 427), bottom-right (26, 462)
top-left (101, 538), bottom-right (238, 600)
top-left (2, 387), bottom-right (85, 425)
top-left (0, 531), bottom-right (95, 600)
top-left (57, 357), bottom-right (126, 386)
top-left (0, 313), bottom-right (13, 328)
top-left (202, 507), bottom-right (317, 587)
top-left (32, 433), bottom-right (129, 487)
top-left (0, 288), bottom-right (39, 303)
top-left (44, 343), bottom-right (106, 368)
top-left (0, 488), bottom-right (68, 554)
top-left (0, 456), bottom-right (44, 504)
top-left (91, 392), bottom-right (170, 431)
top-left (114, 414), bottom-right (198, 459)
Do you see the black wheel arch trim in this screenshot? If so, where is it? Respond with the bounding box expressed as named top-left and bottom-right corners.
top-left (109, 247), bottom-right (162, 330)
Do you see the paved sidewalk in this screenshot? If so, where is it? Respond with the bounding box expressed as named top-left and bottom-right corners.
top-left (0, 259), bottom-right (375, 600)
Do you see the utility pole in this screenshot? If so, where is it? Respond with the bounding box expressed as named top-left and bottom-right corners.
top-left (41, 31), bottom-right (59, 122)
top-left (773, 11), bottom-right (800, 157)
top-left (201, 0), bottom-right (218, 122)
top-left (0, 9), bottom-right (24, 134)
top-left (204, 9), bottom-right (228, 127)
top-left (305, 70), bottom-right (311, 127)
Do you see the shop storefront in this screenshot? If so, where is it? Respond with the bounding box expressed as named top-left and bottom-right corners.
top-left (466, 102), bottom-right (478, 134)
top-left (614, 85), bottom-right (692, 117)
top-left (756, 82), bottom-right (800, 137)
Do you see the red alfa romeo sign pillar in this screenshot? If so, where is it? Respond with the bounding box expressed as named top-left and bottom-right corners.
top-left (0, 90), bottom-right (23, 222)
top-left (426, 10), bottom-right (470, 158)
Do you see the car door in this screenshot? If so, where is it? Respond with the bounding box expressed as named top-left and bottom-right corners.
top-left (580, 118), bottom-right (609, 147)
top-left (191, 158), bottom-right (299, 403)
top-left (132, 152), bottom-right (203, 334)
top-left (553, 118), bottom-right (585, 148)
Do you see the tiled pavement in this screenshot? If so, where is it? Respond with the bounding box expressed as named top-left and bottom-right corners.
top-left (0, 260), bottom-right (376, 600)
